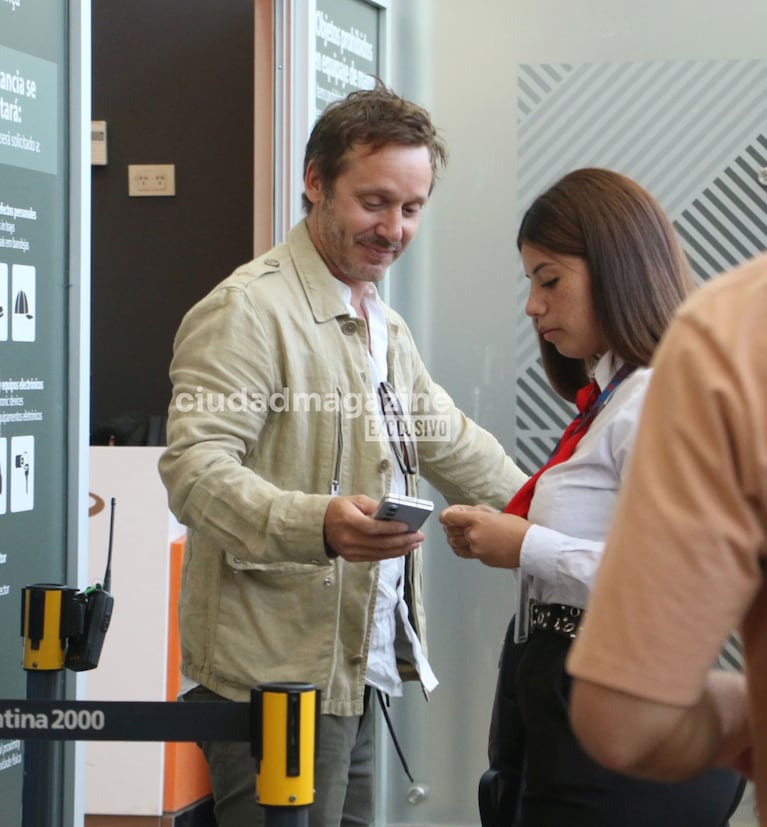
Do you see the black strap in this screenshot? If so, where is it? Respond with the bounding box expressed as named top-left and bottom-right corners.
top-left (0, 699), bottom-right (251, 742)
top-left (375, 689), bottom-right (414, 783)
top-left (480, 615), bottom-right (526, 827)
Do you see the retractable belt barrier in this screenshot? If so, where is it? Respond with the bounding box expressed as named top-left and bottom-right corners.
top-left (0, 698), bottom-right (253, 742)
top-left (3, 583), bottom-right (319, 827)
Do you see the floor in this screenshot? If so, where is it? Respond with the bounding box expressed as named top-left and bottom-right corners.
top-left (82, 787), bottom-right (757, 826)
top-left (84, 797), bottom-right (215, 826)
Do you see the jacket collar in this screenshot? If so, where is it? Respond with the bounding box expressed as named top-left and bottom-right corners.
top-left (288, 220), bottom-right (357, 324)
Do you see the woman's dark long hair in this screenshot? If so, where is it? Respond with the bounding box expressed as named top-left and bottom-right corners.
top-left (517, 168), bottom-right (694, 401)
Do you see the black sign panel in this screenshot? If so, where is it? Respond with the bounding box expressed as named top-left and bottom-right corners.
top-left (0, 1), bottom-right (70, 822)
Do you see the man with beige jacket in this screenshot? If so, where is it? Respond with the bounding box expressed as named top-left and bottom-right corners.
top-left (159, 82), bottom-right (525, 827)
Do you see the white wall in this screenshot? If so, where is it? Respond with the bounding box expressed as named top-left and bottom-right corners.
top-left (382, 2), bottom-right (767, 825)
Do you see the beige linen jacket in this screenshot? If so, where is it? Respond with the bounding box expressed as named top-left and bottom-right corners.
top-left (159, 220), bottom-right (526, 715)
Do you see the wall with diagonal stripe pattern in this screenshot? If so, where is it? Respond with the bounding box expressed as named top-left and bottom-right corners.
top-left (514, 59), bottom-right (767, 472)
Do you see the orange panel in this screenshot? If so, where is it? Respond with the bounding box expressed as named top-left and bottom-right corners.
top-left (163, 536), bottom-right (212, 812)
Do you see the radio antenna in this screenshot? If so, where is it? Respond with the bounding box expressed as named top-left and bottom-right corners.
top-left (103, 497), bottom-right (115, 592)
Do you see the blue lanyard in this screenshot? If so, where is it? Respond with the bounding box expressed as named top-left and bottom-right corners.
top-left (574, 362), bottom-right (636, 435)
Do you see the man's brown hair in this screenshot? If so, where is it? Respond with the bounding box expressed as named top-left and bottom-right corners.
top-left (301, 80), bottom-right (448, 212)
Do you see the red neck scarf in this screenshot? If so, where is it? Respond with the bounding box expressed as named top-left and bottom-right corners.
top-left (505, 363), bottom-right (635, 518)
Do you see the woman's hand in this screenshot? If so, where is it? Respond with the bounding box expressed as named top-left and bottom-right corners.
top-left (439, 504), bottom-right (531, 568)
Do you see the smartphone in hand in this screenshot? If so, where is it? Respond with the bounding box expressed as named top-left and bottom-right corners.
top-left (374, 493), bottom-right (434, 532)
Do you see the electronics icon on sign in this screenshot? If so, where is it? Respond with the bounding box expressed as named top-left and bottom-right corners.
top-left (10, 435), bottom-right (34, 513)
top-left (0, 438), bottom-right (6, 515)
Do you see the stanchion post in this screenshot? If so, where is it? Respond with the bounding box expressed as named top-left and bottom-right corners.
top-left (252, 682), bottom-right (319, 827)
top-left (20, 584), bottom-right (80, 827)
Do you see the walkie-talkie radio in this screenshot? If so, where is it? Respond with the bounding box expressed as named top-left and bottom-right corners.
top-left (65, 497), bottom-right (116, 671)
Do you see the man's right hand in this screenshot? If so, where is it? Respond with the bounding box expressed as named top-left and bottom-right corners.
top-left (323, 495), bottom-right (424, 562)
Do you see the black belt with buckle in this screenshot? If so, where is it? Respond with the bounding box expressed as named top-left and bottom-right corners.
top-left (529, 601), bottom-right (584, 640)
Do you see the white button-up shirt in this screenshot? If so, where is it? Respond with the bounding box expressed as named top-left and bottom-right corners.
top-left (338, 282), bottom-right (438, 697)
top-left (520, 352), bottom-right (652, 611)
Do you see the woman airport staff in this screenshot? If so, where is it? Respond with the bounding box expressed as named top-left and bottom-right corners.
top-left (440, 168), bottom-right (745, 827)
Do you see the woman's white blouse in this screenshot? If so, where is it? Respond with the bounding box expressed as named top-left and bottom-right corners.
top-left (520, 353), bottom-right (652, 610)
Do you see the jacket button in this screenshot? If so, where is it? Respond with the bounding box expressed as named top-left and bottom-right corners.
top-left (264, 258), bottom-right (280, 267)
top-left (341, 321), bottom-right (357, 336)
top-left (349, 655), bottom-right (364, 665)
top-left (378, 458), bottom-right (391, 473)
top-left (323, 577), bottom-right (333, 587)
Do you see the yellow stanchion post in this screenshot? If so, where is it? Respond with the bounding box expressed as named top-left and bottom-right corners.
top-left (22, 584), bottom-right (78, 672)
top-left (20, 584), bottom-right (79, 827)
top-left (252, 682), bottom-right (319, 827)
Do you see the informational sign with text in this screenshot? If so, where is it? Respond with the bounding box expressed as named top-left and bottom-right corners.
top-left (0, 0), bottom-right (69, 822)
top-left (314, 0), bottom-right (382, 120)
